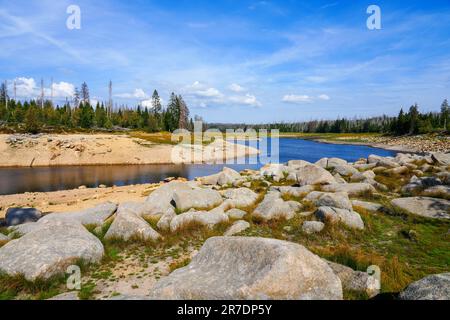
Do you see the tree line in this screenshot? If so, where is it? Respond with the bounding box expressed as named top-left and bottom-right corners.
top-left (0, 81), bottom-right (448, 135)
top-left (0, 82), bottom-right (191, 133)
top-left (208, 101), bottom-right (449, 135)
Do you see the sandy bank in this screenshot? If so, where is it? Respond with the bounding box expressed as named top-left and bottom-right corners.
top-left (0, 134), bottom-right (259, 167)
top-left (280, 134), bottom-right (449, 153)
top-left (0, 183), bottom-right (161, 219)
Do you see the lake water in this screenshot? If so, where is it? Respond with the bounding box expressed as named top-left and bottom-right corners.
top-left (0, 138), bottom-right (396, 195)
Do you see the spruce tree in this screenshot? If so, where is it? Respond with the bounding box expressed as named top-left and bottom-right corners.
top-left (441, 99), bottom-right (449, 131)
top-left (81, 82), bottom-right (90, 104)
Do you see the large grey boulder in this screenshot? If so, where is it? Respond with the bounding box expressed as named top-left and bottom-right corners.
top-left (226, 208), bottom-right (247, 220)
top-left (316, 206), bottom-right (365, 230)
top-left (351, 200), bottom-right (383, 212)
top-left (170, 210), bottom-right (229, 232)
top-left (197, 167), bottom-right (242, 186)
top-left (402, 176), bottom-right (442, 194)
top-left (315, 158), bottom-right (347, 169)
top-left (145, 181), bottom-right (192, 215)
top-left (322, 183), bottom-right (376, 196)
top-left (150, 237), bottom-right (343, 300)
top-left (217, 167), bottom-right (242, 186)
top-left (224, 220), bottom-right (250, 236)
top-left (221, 188), bottom-right (258, 208)
top-left (422, 185), bottom-right (450, 198)
top-left (313, 192), bottom-right (352, 211)
top-left (326, 261), bottom-right (380, 298)
top-left (5, 207), bottom-right (42, 226)
top-left (431, 153), bottom-right (450, 166)
top-left (351, 170), bottom-right (376, 182)
top-left (8, 202), bottom-right (117, 237)
top-left (260, 164), bottom-right (289, 181)
top-left (40, 202), bottom-right (117, 226)
top-left (304, 191), bottom-right (326, 202)
top-left (173, 188), bottom-right (223, 212)
top-left (400, 273), bottom-right (450, 300)
top-left (0, 233), bottom-right (8, 241)
top-left (376, 158), bottom-right (400, 168)
top-left (196, 173), bottom-right (220, 185)
top-left (156, 208), bottom-right (177, 231)
top-left (287, 160), bottom-right (312, 168)
top-left (333, 165), bottom-right (359, 177)
top-left (0, 220), bottom-right (103, 281)
top-left (295, 165), bottom-right (336, 186)
top-left (302, 221), bottom-right (325, 234)
top-left (286, 201), bottom-right (303, 212)
top-left (334, 173), bottom-right (347, 184)
top-left (391, 197), bottom-right (450, 219)
top-left (368, 155), bottom-right (383, 164)
top-left (252, 192), bottom-right (295, 221)
top-left (104, 204), bottom-right (161, 241)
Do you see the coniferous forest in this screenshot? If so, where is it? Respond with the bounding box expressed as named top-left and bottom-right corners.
top-left (0, 82), bottom-right (448, 135)
top-left (0, 82), bottom-right (191, 134)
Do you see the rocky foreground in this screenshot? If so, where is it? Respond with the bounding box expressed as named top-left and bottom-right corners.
top-left (0, 152), bottom-right (449, 300)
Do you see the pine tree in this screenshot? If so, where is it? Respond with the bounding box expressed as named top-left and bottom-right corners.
top-left (177, 95), bottom-right (189, 130)
top-left (164, 92), bottom-right (179, 131)
top-left (151, 90), bottom-right (162, 114)
top-left (441, 99), bottom-right (449, 131)
top-left (151, 90), bottom-right (162, 129)
top-left (25, 104), bottom-right (41, 133)
top-left (73, 87), bottom-right (81, 108)
top-left (79, 102), bottom-right (95, 128)
top-left (81, 82), bottom-right (90, 104)
top-left (409, 104), bottom-right (419, 134)
top-left (0, 82), bottom-right (8, 104)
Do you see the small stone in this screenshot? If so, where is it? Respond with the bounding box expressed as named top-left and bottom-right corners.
top-left (302, 221), bottom-right (325, 234)
top-left (224, 220), bottom-right (250, 236)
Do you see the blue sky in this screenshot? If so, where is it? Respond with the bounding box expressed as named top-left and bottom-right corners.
top-left (0, 0), bottom-right (449, 123)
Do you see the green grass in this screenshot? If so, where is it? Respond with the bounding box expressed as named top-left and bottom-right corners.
top-left (0, 272), bottom-right (66, 300)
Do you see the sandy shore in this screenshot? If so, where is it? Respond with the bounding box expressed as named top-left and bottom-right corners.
top-left (0, 134), bottom-right (259, 167)
top-left (280, 134), bottom-right (449, 154)
top-left (0, 183), bottom-right (163, 219)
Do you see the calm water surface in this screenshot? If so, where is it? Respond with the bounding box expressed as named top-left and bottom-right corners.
top-left (0, 138), bottom-right (396, 195)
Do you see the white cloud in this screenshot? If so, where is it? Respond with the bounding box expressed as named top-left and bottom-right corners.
top-left (228, 83), bottom-right (245, 92)
top-left (13, 77), bottom-right (37, 98)
top-left (90, 98), bottom-right (99, 106)
top-left (230, 93), bottom-right (262, 107)
top-left (11, 77), bottom-right (76, 99)
top-left (282, 94), bottom-right (331, 104)
top-left (140, 99), bottom-right (153, 108)
top-left (115, 88), bottom-right (149, 99)
top-left (282, 94), bottom-right (313, 104)
top-left (50, 82), bottom-right (75, 98)
top-left (186, 81), bottom-right (224, 99)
